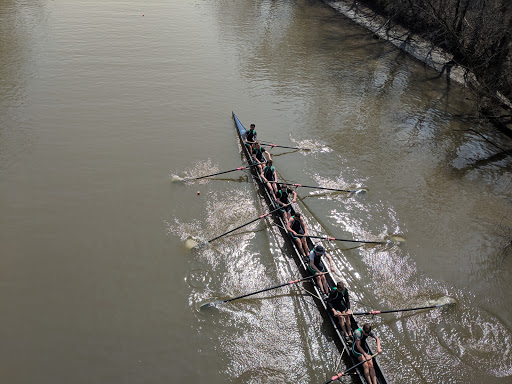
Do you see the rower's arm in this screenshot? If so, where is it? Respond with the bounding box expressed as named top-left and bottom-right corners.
top-left (286, 221), bottom-right (295, 235)
top-left (290, 190), bottom-right (297, 203)
top-left (325, 253), bottom-right (334, 269)
top-left (374, 335), bottom-right (382, 353)
top-left (301, 218), bottom-right (308, 236)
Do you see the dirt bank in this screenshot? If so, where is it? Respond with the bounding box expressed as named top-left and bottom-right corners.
top-left (322, 1), bottom-right (471, 83)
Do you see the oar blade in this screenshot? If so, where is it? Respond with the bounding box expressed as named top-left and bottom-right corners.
top-left (388, 234), bottom-right (407, 244)
top-left (184, 238), bottom-right (199, 250)
top-left (350, 188), bottom-right (368, 195)
top-left (184, 237), bottom-right (208, 250)
top-left (170, 175), bottom-right (187, 182)
top-left (435, 296), bottom-right (458, 308)
top-left (200, 301), bottom-right (223, 310)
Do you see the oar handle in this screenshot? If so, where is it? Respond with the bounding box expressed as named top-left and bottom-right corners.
top-left (286, 271), bottom-right (327, 286)
top-left (325, 353), bottom-right (379, 384)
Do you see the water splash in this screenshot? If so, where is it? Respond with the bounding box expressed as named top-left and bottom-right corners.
top-left (309, 170), bottom-right (368, 200)
top-left (167, 189), bottom-right (258, 251)
top-left (289, 137), bottom-right (332, 154)
top-left (169, 158), bottom-right (219, 184)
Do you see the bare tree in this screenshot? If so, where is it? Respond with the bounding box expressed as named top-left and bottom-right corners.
top-left (362, 0), bottom-right (512, 106)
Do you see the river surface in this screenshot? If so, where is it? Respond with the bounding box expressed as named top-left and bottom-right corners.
top-left (1, 1), bottom-right (511, 383)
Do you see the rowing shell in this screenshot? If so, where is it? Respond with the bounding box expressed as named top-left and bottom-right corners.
top-left (232, 112), bottom-right (389, 384)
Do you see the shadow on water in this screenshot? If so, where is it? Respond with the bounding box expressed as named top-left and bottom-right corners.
top-left (205, 175), bottom-right (250, 183)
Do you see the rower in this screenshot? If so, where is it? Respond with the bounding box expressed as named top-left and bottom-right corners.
top-left (261, 160), bottom-right (278, 198)
top-left (275, 183), bottom-right (297, 222)
top-left (286, 212), bottom-right (309, 258)
top-left (308, 244), bottom-right (335, 296)
top-left (327, 281), bottom-right (352, 339)
top-left (251, 141), bottom-right (271, 173)
top-left (244, 123), bottom-right (257, 153)
top-left (352, 323), bottom-right (383, 384)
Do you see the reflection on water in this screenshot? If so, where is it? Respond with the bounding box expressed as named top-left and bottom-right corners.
top-left (174, 187), bottom-right (348, 382)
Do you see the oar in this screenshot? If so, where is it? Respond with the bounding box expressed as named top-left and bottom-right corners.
top-left (352, 301), bottom-right (456, 316)
top-left (269, 181), bottom-right (363, 194)
top-left (200, 272), bottom-right (327, 310)
top-left (323, 353), bottom-right (379, 384)
top-left (291, 183), bottom-right (362, 193)
top-left (187, 203), bottom-right (291, 249)
top-left (306, 235), bottom-right (386, 245)
top-left (171, 162), bottom-right (266, 182)
top-left (259, 141), bottom-right (310, 151)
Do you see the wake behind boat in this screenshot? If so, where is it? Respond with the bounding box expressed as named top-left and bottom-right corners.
top-left (232, 112), bottom-right (389, 384)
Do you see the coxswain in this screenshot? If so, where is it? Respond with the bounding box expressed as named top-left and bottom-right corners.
top-left (275, 183), bottom-right (297, 222)
top-left (261, 160), bottom-right (278, 198)
top-left (352, 323), bottom-right (383, 384)
top-left (251, 141), bottom-right (271, 173)
top-left (286, 212), bottom-right (309, 258)
top-left (327, 281), bottom-right (352, 339)
top-left (244, 123), bottom-right (257, 153)
top-left (308, 244), bottom-right (335, 296)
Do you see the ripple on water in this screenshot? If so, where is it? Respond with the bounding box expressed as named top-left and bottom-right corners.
top-left (343, 238), bottom-right (512, 382)
top-left (322, 202), bottom-right (508, 383)
top-left (434, 307), bottom-right (512, 378)
top-left (186, 267), bottom-right (211, 289)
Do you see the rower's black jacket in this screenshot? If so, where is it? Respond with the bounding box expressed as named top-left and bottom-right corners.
top-left (326, 287), bottom-right (350, 313)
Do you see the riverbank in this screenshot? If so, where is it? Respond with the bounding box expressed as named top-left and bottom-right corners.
top-left (321, 0), bottom-right (512, 138)
top-left (322, 1), bottom-right (465, 82)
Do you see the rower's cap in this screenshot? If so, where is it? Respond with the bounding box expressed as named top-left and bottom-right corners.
top-left (314, 245), bottom-right (326, 255)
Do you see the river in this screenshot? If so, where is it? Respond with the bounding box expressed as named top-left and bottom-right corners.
top-left (1, 0), bottom-right (511, 383)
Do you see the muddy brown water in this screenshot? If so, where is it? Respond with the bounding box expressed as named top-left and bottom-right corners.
top-left (1, 1), bottom-right (511, 383)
